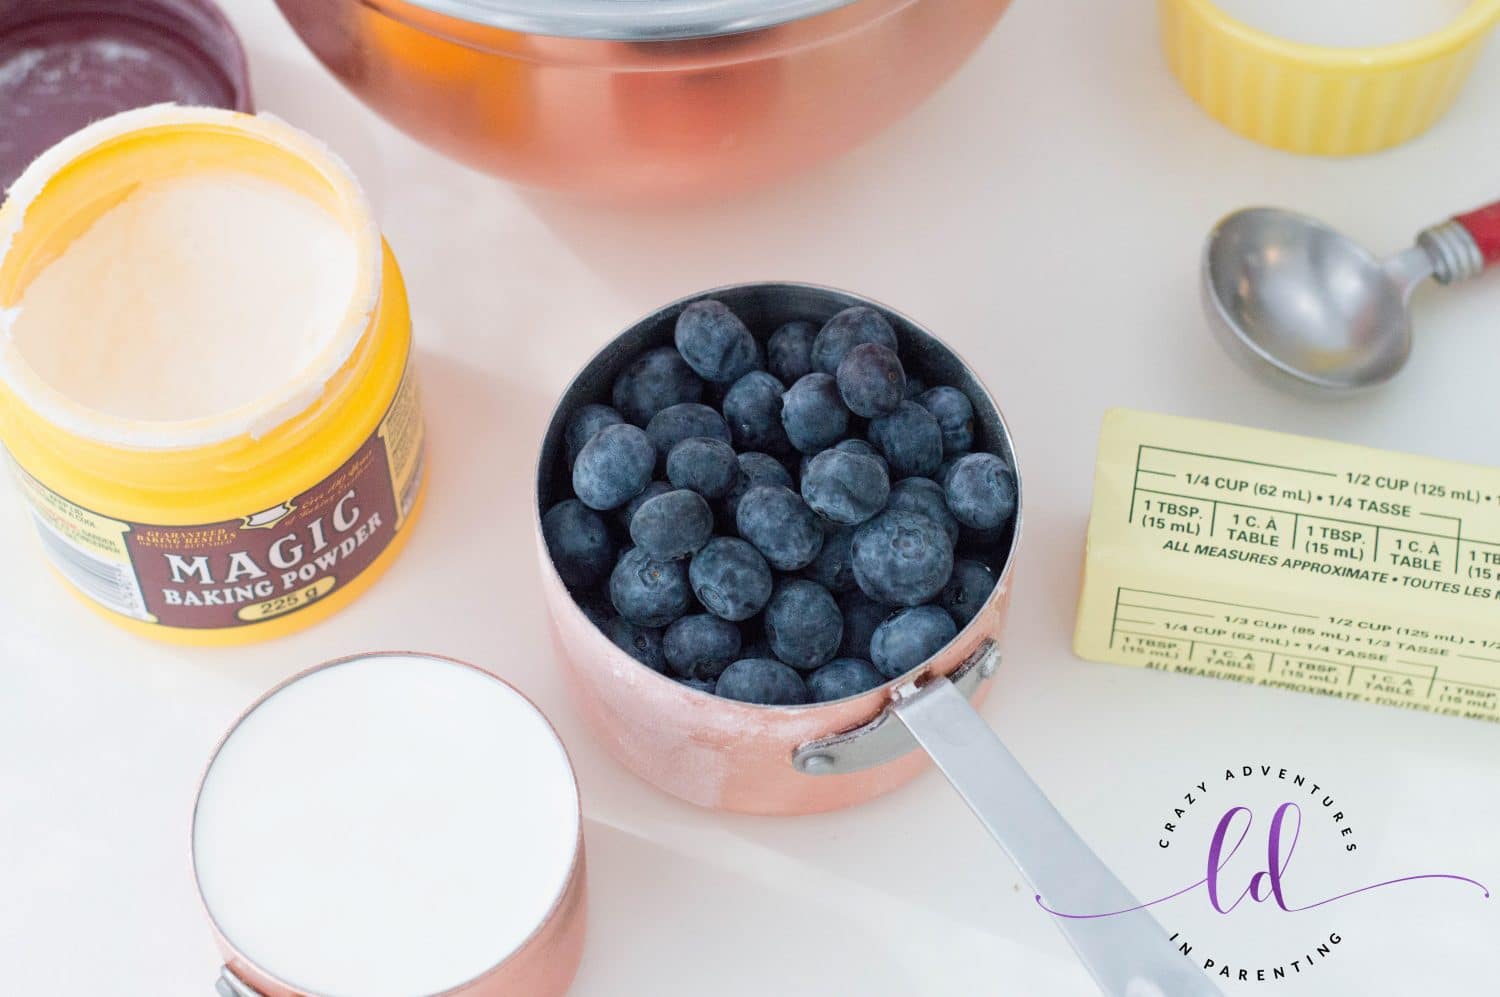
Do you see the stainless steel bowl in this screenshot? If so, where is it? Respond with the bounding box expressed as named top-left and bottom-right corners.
top-left (274, 0), bottom-right (1013, 200)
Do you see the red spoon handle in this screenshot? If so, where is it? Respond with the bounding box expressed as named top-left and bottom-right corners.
top-left (1455, 201), bottom-right (1500, 267)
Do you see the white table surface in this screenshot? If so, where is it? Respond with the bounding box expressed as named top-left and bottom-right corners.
top-left (4, 2), bottom-right (1500, 994)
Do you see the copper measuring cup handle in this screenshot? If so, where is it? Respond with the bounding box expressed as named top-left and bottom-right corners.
top-left (216, 968), bottom-right (259, 996)
top-left (1418, 200), bottom-right (1500, 285)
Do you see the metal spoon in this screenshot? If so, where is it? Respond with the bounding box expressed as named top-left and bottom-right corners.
top-left (1202, 201), bottom-right (1500, 392)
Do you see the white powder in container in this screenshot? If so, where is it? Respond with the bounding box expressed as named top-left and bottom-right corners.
top-left (193, 654), bottom-right (581, 996)
top-left (9, 171), bottom-right (357, 423)
top-left (1212, 0), bottom-right (1473, 47)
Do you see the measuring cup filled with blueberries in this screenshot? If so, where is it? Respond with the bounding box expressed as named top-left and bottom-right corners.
top-left (534, 284), bottom-right (1221, 996)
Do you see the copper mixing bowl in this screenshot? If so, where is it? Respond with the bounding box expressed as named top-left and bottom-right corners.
top-left (274, 0), bottom-right (1014, 200)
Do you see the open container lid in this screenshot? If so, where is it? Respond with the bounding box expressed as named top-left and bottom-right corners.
top-left (393, 0), bottom-right (862, 41)
top-left (0, 0), bottom-right (251, 192)
top-left (192, 653), bottom-right (585, 997)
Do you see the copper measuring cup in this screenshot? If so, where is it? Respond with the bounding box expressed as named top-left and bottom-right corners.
top-left (535, 283), bottom-right (1222, 995)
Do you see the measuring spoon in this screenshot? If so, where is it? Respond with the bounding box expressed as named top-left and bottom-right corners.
top-left (1202, 201), bottom-right (1500, 392)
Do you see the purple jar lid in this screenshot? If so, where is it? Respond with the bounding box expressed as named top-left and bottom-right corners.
top-left (0, 0), bottom-right (252, 192)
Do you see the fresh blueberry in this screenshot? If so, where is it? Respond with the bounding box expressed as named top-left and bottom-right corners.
top-left (868, 401), bottom-right (943, 479)
top-left (838, 589), bottom-right (892, 660)
top-left (811, 306), bottom-right (899, 374)
top-left (781, 373), bottom-right (849, 454)
top-left (690, 538), bottom-right (774, 622)
top-left (807, 658), bottom-right (886, 702)
top-left (800, 449), bottom-right (890, 526)
top-left (715, 658), bottom-right (810, 706)
top-left (664, 613), bottom-right (743, 681)
top-left (646, 403), bottom-right (730, 460)
top-left (542, 499), bottom-right (615, 589)
top-left (804, 523), bottom-right (856, 594)
top-left (678, 677), bottom-right (718, 694)
top-left (722, 371), bottom-right (791, 454)
top-left (885, 477), bottom-right (959, 548)
top-left (666, 437), bottom-right (738, 499)
top-left (940, 559), bottom-right (996, 628)
top-left (834, 438), bottom-right (886, 472)
top-left (603, 616), bottom-right (667, 673)
top-left (945, 453), bottom-right (1018, 530)
top-left (722, 451), bottom-right (796, 525)
top-left (615, 480), bottom-right (672, 532)
top-left (936, 453), bottom-right (968, 489)
top-left (764, 580), bottom-right (842, 670)
top-left (609, 546), bottom-right (692, 627)
top-left (573, 423), bottom-right (655, 511)
top-left (870, 605), bottom-right (957, 678)
top-left (916, 387), bottom-right (975, 455)
top-left (629, 489), bottom-right (713, 560)
top-left (565, 404), bottom-right (624, 465)
top-left (851, 510), bottom-right (954, 607)
top-left (767, 320), bottom-right (817, 384)
top-left (674, 299), bottom-right (760, 384)
top-left (612, 346), bottom-right (704, 426)
top-left (736, 484), bottom-right (824, 571)
top-left (836, 343), bottom-right (905, 418)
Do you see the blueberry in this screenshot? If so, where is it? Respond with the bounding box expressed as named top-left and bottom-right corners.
top-left (811, 306), bottom-right (899, 374)
top-left (736, 484), bottom-right (824, 571)
top-left (870, 605), bottom-right (957, 678)
top-left (834, 438), bottom-right (886, 472)
top-left (674, 299), bottom-right (760, 384)
top-left (945, 453), bottom-right (1018, 530)
top-left (565, 404), bottom-right (624, 465)
top-left (666, 437), bottom-right (738, 499)
top-left (609, 547), bottom-right (692, 627)
top-left (722, 451), bottom-right (795, 525)
top-left (868, 401), bottom-right (943, 479)
top-left (646, 403), bottom-right (730, 459)
top-left (903, 373), bottom-right (928, 401)
top-left (629, 489), bottom-right (713, 560)
top-left (765, 579), bottom-right (842, 670)
top-left (838, 589), bottom-right (892, 660)
top-left (766, 320), bottom-right (815, 384)
top-left (885, 477), bottom-right (959, 548)
top-left (807, 658), bottom-right (886, 702)
top-left (851, 510), bottom-right (954, 607)
top-left (542, 499), bottom-right (615, 589)
top-left (804, 523), bottom-right (856, 594)
top-left (781, 373), bottom-right (849, 454)
top-left (936, 453), bottom-right (968, 489)
top-left (663, 613), bottom-right (743, 681)
top-left (573, 423), bottom-right (655, 511)
top-left (612, 346), bottom-right (704, 426)
top-left (940, 559), bottom-right (996, 629)
top-left (603, 616), bottom-right (667, 673)
top-left (689, 538), bottom-right (773, 622)
top-left (678, 677), bottom-right (718, 694)
top-left (916, 387), bottom-right (975, 455)
top-left (836, 343), bottom-right (905, 419)
top-left (715, 658), bottom-right (810, 706)
top-left (722, 371), bottom-right (791, 454)
top-left (800, 449), bottom-right (890, 526)
top-left (615, 480), bottom-right (672, 532)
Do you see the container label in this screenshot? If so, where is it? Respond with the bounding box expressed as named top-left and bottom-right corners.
top-left (15, 368), bottom-right (425, 630)
top-left (1075, 409), bottom-right (1500, 724)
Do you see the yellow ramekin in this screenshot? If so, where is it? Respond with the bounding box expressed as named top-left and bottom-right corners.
top-left (1160, 0), bottom-right (1500, 155)
top-left (0, 107), bottom-right (426, 645)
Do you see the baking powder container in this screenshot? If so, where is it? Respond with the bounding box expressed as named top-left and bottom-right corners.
top-left (193, 652), bottom-right (587, 997)
top-left (534, 283), bottom-right (1019, 816)
top-left (1160, 0), bottom-right (1500, 155)
top-left (0, 107), bottom-right (426, 644)
top-left (0, 0), bottom-right (252, 191)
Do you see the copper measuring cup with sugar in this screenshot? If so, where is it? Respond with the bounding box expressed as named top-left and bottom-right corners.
top-left (535, 283), bottom-right (1222, 995)
top-left (193, 652), bottom-right (588, 997)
